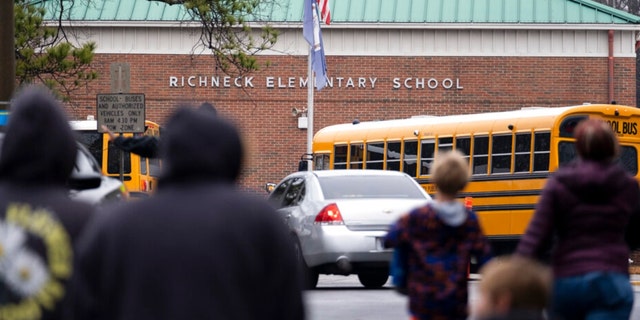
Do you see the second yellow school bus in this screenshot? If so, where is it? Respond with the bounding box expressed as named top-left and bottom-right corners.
top-left (312, 104), bottom-right (640, 254)
top-left (71, 118), bottom-right (162, 199)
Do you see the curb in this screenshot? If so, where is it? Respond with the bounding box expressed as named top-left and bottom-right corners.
top-left (472, 274), bottom-right (640, 285)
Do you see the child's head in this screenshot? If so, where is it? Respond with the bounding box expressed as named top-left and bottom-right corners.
top-left (430, 150), bottom-right (470, 196)
top-left (473, 255), bottom-right (551, 319)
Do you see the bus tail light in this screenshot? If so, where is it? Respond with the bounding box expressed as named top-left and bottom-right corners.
top-left (314, 203), bottom-right (344, 225)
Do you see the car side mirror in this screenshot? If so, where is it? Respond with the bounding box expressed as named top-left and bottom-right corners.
top-left (265, 183), bottom-right (276, 193)
top-left (68, 173), bottom-right (102, 190)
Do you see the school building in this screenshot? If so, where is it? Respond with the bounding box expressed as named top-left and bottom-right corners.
top-left (47, 0), bottom-right (640, 192)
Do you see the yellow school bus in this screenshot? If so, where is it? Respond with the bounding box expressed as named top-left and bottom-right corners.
top-left (312, 104), bottom-right (640, 254)
top-left (71, 118), bottom-right (162, 199)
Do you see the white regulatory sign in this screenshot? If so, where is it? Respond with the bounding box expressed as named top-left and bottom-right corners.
top-left (96, 93), bottom-right (145, 133)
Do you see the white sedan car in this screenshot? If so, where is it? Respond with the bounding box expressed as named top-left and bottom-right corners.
top-left (267, 169), bottom-right (432, 288)
top-left (0, 132), bottom-right (126, 206)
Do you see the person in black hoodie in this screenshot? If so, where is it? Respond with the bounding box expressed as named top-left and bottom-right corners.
top-left (0, 85), bottom-right (95, 320)
top-left (71, 106), bottom-right (305, 320)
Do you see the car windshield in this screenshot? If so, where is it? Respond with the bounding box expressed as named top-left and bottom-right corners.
top-left (74, 146), bottom-right (102, 175)
top-left (317, 175), bottom-right (427, 200)
top-left (75, 130), bottom-right (103, 167)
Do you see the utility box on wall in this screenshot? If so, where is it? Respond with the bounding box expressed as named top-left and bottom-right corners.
top-left (298, 116), bottom-right (308, 129)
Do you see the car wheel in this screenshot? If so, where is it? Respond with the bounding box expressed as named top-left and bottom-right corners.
top-left (357, 272), bottom-right (388, 288)
top-left (306, 269), bottom-right (319, 289)
top-left (292, 236), bottom-right (319, 289)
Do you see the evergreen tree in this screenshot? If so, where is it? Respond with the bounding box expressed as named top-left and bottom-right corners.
top-left (14, 0), bottom-right (97, 101)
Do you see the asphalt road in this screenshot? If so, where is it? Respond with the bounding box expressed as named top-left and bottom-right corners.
top-left (304, 275), bottom-right (640, 320)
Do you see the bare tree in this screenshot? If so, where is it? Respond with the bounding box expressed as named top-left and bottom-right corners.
top-left (593, 0), bottom-right (640, 15)
top-left (147, 0), bottom-right (279, 77)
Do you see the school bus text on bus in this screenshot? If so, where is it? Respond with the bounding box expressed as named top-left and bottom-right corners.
top-left (607, 120), bottom-right (638, 136)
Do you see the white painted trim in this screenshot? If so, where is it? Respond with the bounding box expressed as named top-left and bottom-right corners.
top-left (69, 26), bottom-right (638, 58)
top-left (54, 20), bottom-right (640, 31)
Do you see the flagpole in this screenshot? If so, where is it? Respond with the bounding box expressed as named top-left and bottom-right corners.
top-left (307, 47), bottom-right (314, 171)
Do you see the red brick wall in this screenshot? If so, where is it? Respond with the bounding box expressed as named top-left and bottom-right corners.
top-left (65, 54), bottom-right (637, 193)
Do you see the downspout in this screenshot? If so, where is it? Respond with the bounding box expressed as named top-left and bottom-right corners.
top-left (609, 30), bottom-right (615, 104)
top-left (636, 31), bottom-right (640, 108)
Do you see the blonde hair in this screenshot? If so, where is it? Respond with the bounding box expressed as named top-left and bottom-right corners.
top-left (479, 255), bottom-right (552, 310)
top-left (430, 150), bottom-right (470, 195)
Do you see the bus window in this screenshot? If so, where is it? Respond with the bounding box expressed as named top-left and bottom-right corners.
top-left (559, 115), bottom-right (588, 138)
top-left (559, 142), bottom-right (639, 175)
top-left (107, 143), bottom-right (132, 178)
top-left (533, 132), bottom-right (550, 171)
top-left (455, 137), bottom-right (471, 158)
top-left (491, 134), bottom-right (513, 174)
top-left (387, 141), bottom-right (401, 171)
top-left (438, 137), bottom-right (453, 152)
top-left (420, 139), bottom-right (435, 175)
top-left (619, 147), bottom-right (638, 175)
top-left (350, 143), bottom-right (364, 169)
top-left (334, 145), bottom-right (348, 169)
top-left (403, 140), bottom-right (418, 177)
top-left (149, 157), bottom-right (161, 175)
top-left (558, 141), bottom-right (577, 166)
top-left (366, 142), bottom-right (384, 169)
top-left (514, 133), bottom-right (532, 172)
top-left (140, 157), bottom-right (148, 175)
top-left (473, 136), bottom-right (489, 175)
top-left (314, 153), bottom-right (330, 170)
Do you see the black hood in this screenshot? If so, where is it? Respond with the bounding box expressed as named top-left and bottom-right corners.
top-left (159, 107), bottom-right (243, 185)
top-left (0, 85), bottom-right (77, 186)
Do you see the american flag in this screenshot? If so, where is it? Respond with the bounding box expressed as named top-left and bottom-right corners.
top-left (316, 0), bottom-right (331, 25)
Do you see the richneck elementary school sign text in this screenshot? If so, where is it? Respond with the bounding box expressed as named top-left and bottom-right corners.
top-left (168, 75), bottom-right (464, 90)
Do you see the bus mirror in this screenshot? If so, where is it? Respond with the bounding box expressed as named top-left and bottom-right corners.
top-left (298, 153), bottom-right (313, 171)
